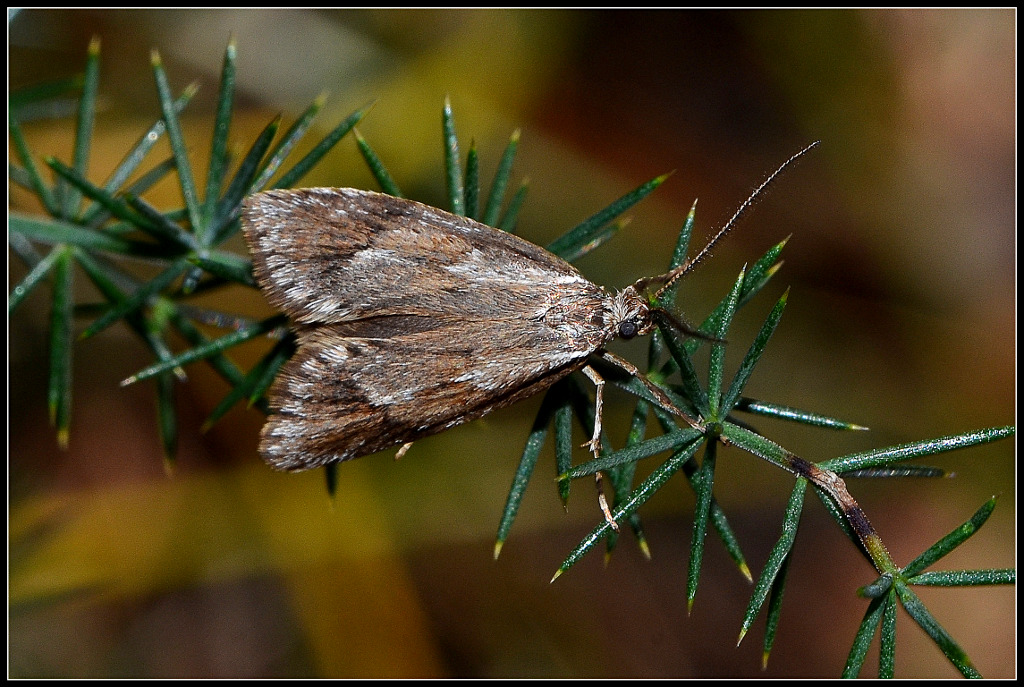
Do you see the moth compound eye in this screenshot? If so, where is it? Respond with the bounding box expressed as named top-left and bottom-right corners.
top-left (618, 320), bottom-right (639, 339)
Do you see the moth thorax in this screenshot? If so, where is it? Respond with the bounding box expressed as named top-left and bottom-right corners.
top-left (609, 287), bottom-right (653, 340)
top-left (541, 285), bottom-right (617, 350)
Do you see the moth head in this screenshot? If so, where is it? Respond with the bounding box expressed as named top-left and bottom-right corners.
top-left (619, 272), bottom-right (711, 344)
top-left (609, 286), bottom-right (655, 340)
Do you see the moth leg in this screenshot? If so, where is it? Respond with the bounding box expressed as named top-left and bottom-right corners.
top-left (580, 365), bottom-right (605, 458)
top-left (594, 470), bottom-right (619, 532)
top-left (581, 365), bottom-right (619, 531)
top-left (395, 442), bottom-right (414, 460)
top-left (596, 350), bottom-right (704, 431)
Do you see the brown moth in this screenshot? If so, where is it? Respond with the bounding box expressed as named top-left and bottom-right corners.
top-left (242, 187), bottom-right (700, 471)
top-left (241, 144), bottom-right (816, 472)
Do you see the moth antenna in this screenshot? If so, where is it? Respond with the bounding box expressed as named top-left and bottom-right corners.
top-left (652, 141), bottom-right (821, 302)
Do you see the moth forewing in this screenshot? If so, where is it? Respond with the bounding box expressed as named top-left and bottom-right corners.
top-left (258, 321), bottom-right (591, 470)
top-left (242, 188), bottom-right (604, 325)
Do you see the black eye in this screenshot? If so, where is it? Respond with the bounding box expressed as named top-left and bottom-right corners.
top-left (618, 320), bottom-right (638, 339)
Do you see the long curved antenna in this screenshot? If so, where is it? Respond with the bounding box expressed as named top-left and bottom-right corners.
top-left (648, 141), bottom-right (820, 301)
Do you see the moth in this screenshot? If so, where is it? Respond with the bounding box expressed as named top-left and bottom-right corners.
top-left (241, 144), bottom-right (816, 473)
top-left (241, 188), bottom-right (699, 472)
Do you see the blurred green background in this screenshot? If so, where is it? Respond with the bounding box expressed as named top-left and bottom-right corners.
top-left (8, 9), bottom-right (1014, 678)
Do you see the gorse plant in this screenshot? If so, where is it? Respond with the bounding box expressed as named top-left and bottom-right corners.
top-left (8, 38), bottom-right (1014, 678)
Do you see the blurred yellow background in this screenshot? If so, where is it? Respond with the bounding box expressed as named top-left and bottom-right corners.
top-left (9, 9), bottom-right (1014, 678)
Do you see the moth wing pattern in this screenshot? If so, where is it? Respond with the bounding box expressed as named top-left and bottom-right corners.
top-left (242, 187), bottom-right (595, 325)
top-left (261, 319), bottom-right (586, 470)
top-left (242, 187), bottom-right (618, 470)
